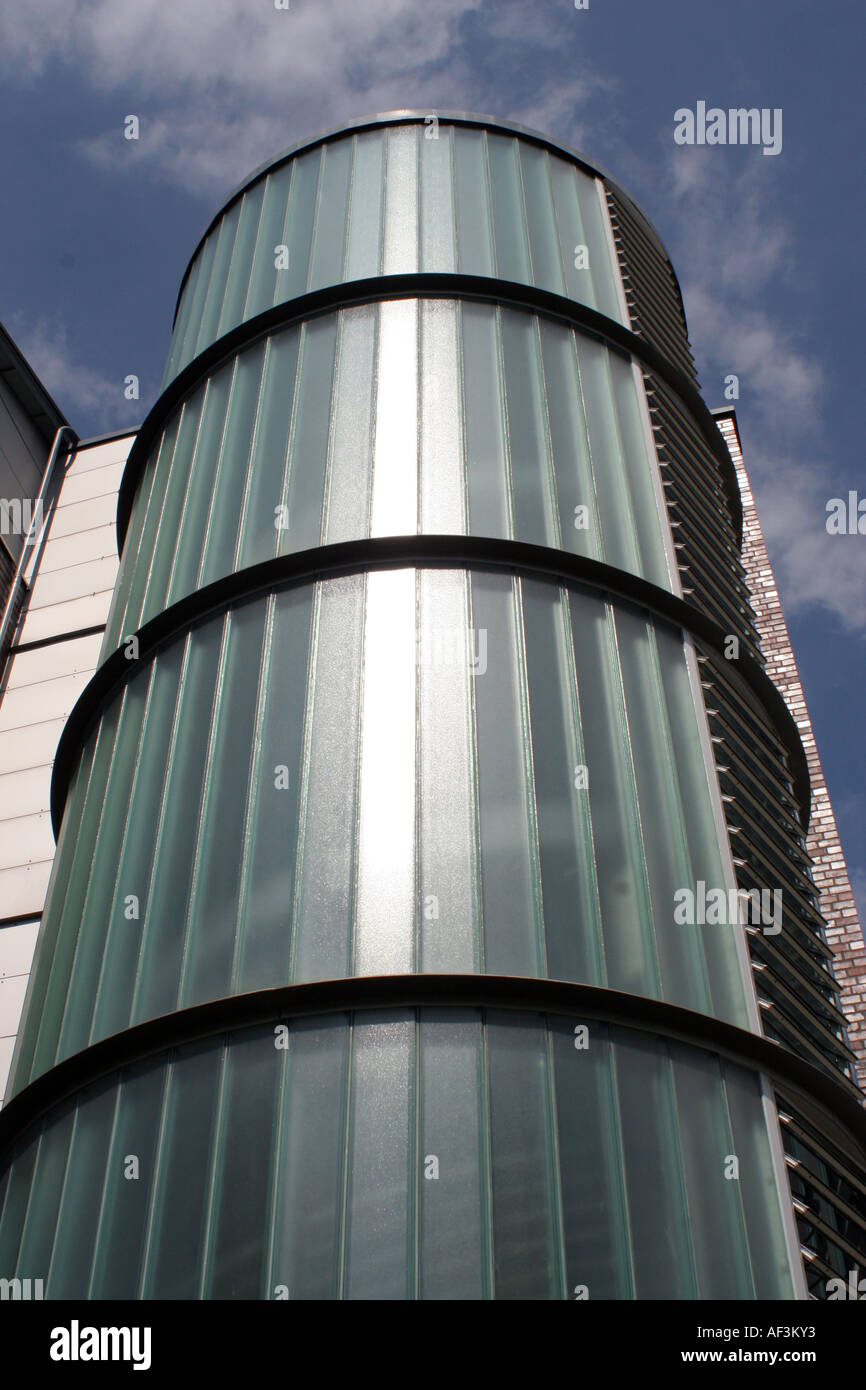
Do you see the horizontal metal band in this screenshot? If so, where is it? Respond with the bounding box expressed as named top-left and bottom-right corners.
top-left (170, 109), bottom-right (683, 330)
top-left (50, 534), bottom-right (810, 836)
top-left (119, 272), bottom-right (743, 550)
top-left (1, 974), bottom-right (863, 1172)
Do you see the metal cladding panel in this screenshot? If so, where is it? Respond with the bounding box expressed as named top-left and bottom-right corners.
top-left (0, 1015), bottom-right (794, 1300)
top-left (161, 125), bottom-right (626, 386)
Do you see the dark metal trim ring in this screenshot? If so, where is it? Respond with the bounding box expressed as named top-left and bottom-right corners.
top-left (1, 974), bottom-right (863, 1170)
top-left (50, 534), bottom-right (810, 837)
top-left (120, 273), bottom-right (743, 549)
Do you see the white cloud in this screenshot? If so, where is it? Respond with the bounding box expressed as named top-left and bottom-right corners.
top-left (647, 146), bottom-right (866, 634)
top-left (1, 0), bottom-right (491, 192)
top-left (7, 316), bottom-right (144, 433)
top-left (0, 0), bottom-right (615, 196)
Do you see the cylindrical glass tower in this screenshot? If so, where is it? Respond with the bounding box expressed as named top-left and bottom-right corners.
top-left (1, 113), bottom-right (863, 1300)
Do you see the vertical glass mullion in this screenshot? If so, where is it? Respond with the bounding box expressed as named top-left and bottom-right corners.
top-left (269, 1015), bottom-right (350, 1298)
top-left (218, 183), bottom-right (265, 338)
top-left (175, 231), bottom-right (218, 372)
top-left (609, 354), bottom-right (672, 588)
top-left (243, 164), bottom-right (294, 320)
top-left (84, 653), bottom-right (183, 1046)
top-left (486, 1012), bottom-right (559, 1298)
top-left (657, 628), bottom-right (752, 1029)
top-left (135, 391), bottom-right (206, 629)
top-left (418, 1009), bottom-right (486, 1298)
top-left (25, 704), bottom-right (125, 1083)
top-left (53, 675), bottom-right (156, 1063)
top-left (236, 327), bottom-right (301, 570)
top-left (195, 203), bottom-right (241, 353)
top-left (551, 1018), bottom-right (633, 1298)
top-left (198, 343), bottom-right (267, 589)
top-left (277, 148), bottom-right (321, 304)
top-left (164, 251), bottom-right (204, 386)
top-left (178, 603), bottom-right (268, 1010)
top-left (291, 576), bottom-right (364, 983)
top-left (11, 1109), bottom-right (75, 1290)
top-left (576, 338), bottom-right (643, 577)
top-left (281, 314), bottom-right (339, 554)
top-left (454, 128), bottom-right (494, 277)
top-left (538, 319), bottom-right (602, 560)
top-left (568, 588), bottom-right (658, 998)
top-left (236, 587), bottom-right (311, 992)
top-left (419, 300), bottom-right (465, 533)
top-left (499, 308), bottom-right (558, 547)
top-left (469, 573), bottom-right (537, 977)
top-left (382, 125), bottom-right (419, 275)
top-left (108, 414), bottom-right (180, 643)
top-left (461, 302), bottom-right (510, 537)
top-left (343, 1012), bottom-right (413, 1300)
top-left (140, 1040), bottom-right (223, 1299)
top-left (101, 439), bottom-right (162, 654)
top-left (88, 1058), bottom-right (168, 1299)
top-left (722, 1062), bottom-right (797, 1298)
top-left (417, 569), bottom-right (477, 973)
top-left (344, 130), bottom-right (385, 281)
top-left (44, 1081), bottom-right (117, 1298)
top-left (202, 1028), bottom-right (280, 1299)
top-left (669, 1042), bottom-right (756, 1298)
top-left (308, 138), bottom-right (353, 291)
top-left (549, 158), bottom-right (595, 308)
top-left (519, 145), bottom-right (566, 296)
top-left (521, 580), bottom-right (603, 985)
top-left (353, 569), bottom-right (417, 975)
top-left (615, 607), bottom-right (712, 1015)
top-left (486, 134), bottom-right (531, 285)
top-left (611, 1029), bottom-right (698, 1298)
top-left (321, 305), bottom-right (377, 546)
top-left (419, 121), bottom-right (456, 272)
top-left (514, 578), bottom-right (546, 978)
top-left (575, 169), bottom-right (623, 322)
top-left (128, 623), bottom-right (220, 1026)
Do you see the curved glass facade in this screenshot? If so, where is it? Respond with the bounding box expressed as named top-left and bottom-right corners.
top-left (15, 573), bottom-right (751, 1095)
top-left (6, 111), bottom-right (862, 1301)
top-left (107, 302), bottom-right (674, 656)
top-left (0, 1013), bottom-right (794, 1300)
top-left (163, 121), bottom-right (625, 385)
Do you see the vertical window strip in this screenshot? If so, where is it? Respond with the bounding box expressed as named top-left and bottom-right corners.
top-left (108, 413), bottom-right (180, 645)
top-left (601, 601), bottom-right (660, 998)
top-left (176, 232), bottom-right (218, 374)
top-left (84, 660), bottom-right (173, 1046)
top-left (174, 614), bottom-right (234, 1010)
top-left (514, 577), bottom-right (547, 979)
top-left (136, 393), bottom-right (206, 631)
top-left (230, 594), bottom-right (275, 992)
top-left (195, 1035), bottom-right (230, 1299)
top-left (33, 698), bottom-right (128, 1080)
top-left (560, 586), bottom-right (606, 985)
top-left (125, 631), bottom-right (195, 1027)
top-left (165, 251), bottom-right (203, 387)
top-left (195, 205), bottom-right (241, 359)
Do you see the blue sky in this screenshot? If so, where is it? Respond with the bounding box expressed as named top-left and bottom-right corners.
top-left (1, 0), bottom-right (863, 918)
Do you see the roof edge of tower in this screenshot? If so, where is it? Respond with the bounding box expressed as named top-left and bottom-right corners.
top-left (169, 109), bottom-right (684, 331)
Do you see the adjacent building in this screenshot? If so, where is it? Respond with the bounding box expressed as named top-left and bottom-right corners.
top-left (0, 112), bottom-right (864, 1299)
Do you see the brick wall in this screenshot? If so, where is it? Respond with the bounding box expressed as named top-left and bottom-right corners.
top-left (716, 410), bottom-right (866, 1092)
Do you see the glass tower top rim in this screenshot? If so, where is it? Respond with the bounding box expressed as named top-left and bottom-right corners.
top-left (171, 107), bottom-right (682, 329)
